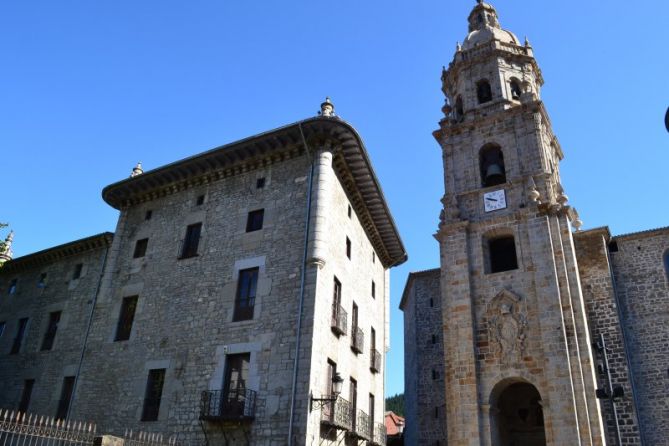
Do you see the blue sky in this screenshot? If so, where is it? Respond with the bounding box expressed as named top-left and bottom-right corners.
top-left (2, 1), bottom-right (667, 398)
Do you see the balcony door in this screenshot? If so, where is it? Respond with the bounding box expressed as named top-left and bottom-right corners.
top-left (223, 353), bottom-right (250, 416)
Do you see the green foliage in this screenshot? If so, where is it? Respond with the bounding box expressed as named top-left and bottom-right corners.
top-left (385, 393), bottom-right (405, 417)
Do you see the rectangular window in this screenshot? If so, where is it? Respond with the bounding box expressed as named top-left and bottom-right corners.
top-left (350, 377), bottom-right (358, 430)
top-left (145, 210), bottom-right (153, 220)
top-left (55, 376), bottom-right (75, 420)
top-left (347, 205), bottom-right (352, 218)
top-left (0, 321), bottom-right (5, 338)
top-left (326, 359), bottom-right (337, 397)
top-left (38, 273), bottom-right (47, 288)
top-left (372, 281), bottom-right (376, 299)
top-left (233, 268), bottom-right (259, 321)
top-left (8, 278), bottom-right (17, 294)
top-left (133, 238), bottom-right (149, 258)
top-left (256, 177), bottom-right (265, 189)
top-left (372, 251), bottom-right (376, 263)
top-left (141, 369), bottom-right (165, 421)
top-left (114, 296), bottom-right (138, 341)
top-left (246, 209), bottom-right (264, 232)
top-left (196, 194), bottom-right (205, 206)
top-left (179, 223), bottom-right (202, 259)
top-left (346, 237), bottom-right (351, 259)
top-left (72, 264), bottom-right (83, 280)
top-left (369, 393), bottom-right (375, 425)
top-left (10, 318), bottom-right (29, 354)
top-left (18, 379), bottom-right (34, 413)
top-left (41, 311), bottom-right (61, 351)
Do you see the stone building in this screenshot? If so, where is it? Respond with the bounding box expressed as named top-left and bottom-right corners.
top-left (401, 2), bottom-right (667, 446)
top-left (0, 100), bottom-right (407, 445)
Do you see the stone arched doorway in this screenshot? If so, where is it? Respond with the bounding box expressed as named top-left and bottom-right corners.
top-left (490, 380), bottom-right (546, 446)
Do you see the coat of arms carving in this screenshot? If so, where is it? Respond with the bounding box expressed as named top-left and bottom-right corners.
top-left (486, 289), bottom-right (527, 365)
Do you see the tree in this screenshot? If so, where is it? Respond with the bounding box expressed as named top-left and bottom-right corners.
top-left (385, 393), bottom-right (405, 417)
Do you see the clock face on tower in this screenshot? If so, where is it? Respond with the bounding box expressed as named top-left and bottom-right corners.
top-left (484, 189), bottom-right (507, 212)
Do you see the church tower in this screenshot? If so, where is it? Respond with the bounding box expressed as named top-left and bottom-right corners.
top-left (434, 2), bottom-right (605, 445)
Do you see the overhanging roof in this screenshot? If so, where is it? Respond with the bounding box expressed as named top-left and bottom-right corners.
top-left (1, 232), bottom-right (113, 274)
top-left (102, 116), bottom-right (407, 267)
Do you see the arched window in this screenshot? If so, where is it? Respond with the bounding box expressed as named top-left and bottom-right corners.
top-left (477, 79), bottom-right (492, 104)
top-left (480, 144), bottom-right (507, 187)
top-left (510, 79), bottom-right (522, 100)
top-left (664, 250), bottom-right (669, 280)
top-left (484, 234), bottom-right (518, 274)
top-left (455, 95), bottom-right (464, 119)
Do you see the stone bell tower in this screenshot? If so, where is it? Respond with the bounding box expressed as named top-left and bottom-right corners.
top-left (434, 2), bottom-right (605, 445)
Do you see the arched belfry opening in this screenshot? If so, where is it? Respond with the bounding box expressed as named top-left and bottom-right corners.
top-left (479, 144), bottom-right (506, 187)
top-left (490, 380), bottom-right (546, 446)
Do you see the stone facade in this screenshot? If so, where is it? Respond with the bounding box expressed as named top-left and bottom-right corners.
top-left (0, 111), bottom-right (407, 446)
top-left (402, 2), bottom-right (667, 446)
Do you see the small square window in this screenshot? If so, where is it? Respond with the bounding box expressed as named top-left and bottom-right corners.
top-left (256, 177), bottom-right (266, 189)
top-left (346, 237), bottom-right (351, 259)
top-left (133, 238), bottom-right (149, 258)
top-left (145, 210), bottom-right (153, 220)
top-left (38, 273), bottom-right (47, 288)
top-left (246, 209), bottom-right (264, 232)
top-left (8, 278), bottom-right (17, 294)
top-left (196, 195), bottom-right (205, 206)
top-left (72, 264), bottom-right (83, 280)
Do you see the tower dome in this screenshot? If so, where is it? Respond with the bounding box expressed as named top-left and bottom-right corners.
top-left (462, 1), bottom-right (519, 51)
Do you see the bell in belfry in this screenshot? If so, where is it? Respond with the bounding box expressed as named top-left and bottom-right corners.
top-left (485, 162), bottom-right (505, 186)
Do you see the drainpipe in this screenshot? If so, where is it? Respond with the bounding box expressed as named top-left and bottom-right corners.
top-left (606, 245), bottom-right (646, 445)
top-left (67, 239), bottom-right (111, 421)
top-left (287, 123), bottom-right (315, 445)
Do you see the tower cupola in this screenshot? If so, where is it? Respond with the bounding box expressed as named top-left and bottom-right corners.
top-left (463, 1), bottom-right (519, 50)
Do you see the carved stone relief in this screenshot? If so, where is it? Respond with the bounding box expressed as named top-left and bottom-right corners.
top-left (486, 289), bottom-right (527, 365)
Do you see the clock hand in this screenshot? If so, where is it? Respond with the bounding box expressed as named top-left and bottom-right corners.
top-left (486, 197), bottom-right (498, 202)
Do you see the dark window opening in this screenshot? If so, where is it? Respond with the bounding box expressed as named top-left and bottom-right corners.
top-left (350, 378), bottom-right (358, 430)
top-left (114, 296), bottom-right (138, 341)
top-left (141, 369), bottom-right (165, 421)
top-left (326, 359), bottom-right (337, 397)
top-left (219, 353), bottom-right (251, 418)
top-left (432, 369), bottom-right (439, 380)
top-left (8, 278), bottom-right (17, 294)
top-left (72, 263), bottom-right (83, 280)
top-left (10, 318), bottom-right (29, 355)
top-left (246, 209), bottom-right (264, 232)
top-left (196, 195), bottom-right (205, 206)
top-left (369, 394), bottom-right (375, 425)
top-left (0, 321), bottom-right (5, 338)
top-left (18, 379), bottom-right (34, 413)
top-left (609, 241), bottom-right (619, 252)
top-left (477, 80), bottom-right (493, 104)
top-left (372, 251), bottom-right (376, 263)
top-left (664, 251), bottom-right (669, 280)
top-left (488, 236), bottom-right (518, 273)
top-left (479, 145), bottom-right (506, 187)
top-left (180, 223), bottom-right (202, 259)
top-left (372, 281), bottom-right (376, 299)
top-left (346, 237), bottom-right (351, 259)
top-left (145, 210), bottom-right (153, 221)
top-left (133, 238), bottom-right (149, 258)
top-left (56, 376), bottom-right (75, 420)
top-left (256, 177), bottom-right (265, 189)
top-left (429, 298), bottom-right (434, 307)
top-left (233, 268), bottom-right (259, 321)
top-left (434, 406), bottom-right (439, 418)
top-left (38, 273), bottom-right (47, 288)
top-left (41, 311), bottom-right (61, 351)
top-left (347, 205), bottom-right (352, 218)
top-left (432, 334), bottom-right (437, 344)
top-left (510, 79), bottom-right (522, 99)
top-left (455, 95), bottom-right (464, 118)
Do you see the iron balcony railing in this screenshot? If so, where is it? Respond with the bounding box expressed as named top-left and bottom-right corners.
top-left (331, 305), bottom-right (347, 336)
top-left (370, 348), bottom-right (382, 373)
top-left (349, 409), bottom-right (371, 440)
top-left (320, 396), bottom-right (352, 430)
top-left (350, 326), bottom-right (364, 354)
top-left (371, 422), bottom-right (387, 445)
top-left (200, 388), bottom-right (257, 422)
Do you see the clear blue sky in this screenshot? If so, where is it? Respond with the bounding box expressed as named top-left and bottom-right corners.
top-left (2, 1), bottom-right (667, 398)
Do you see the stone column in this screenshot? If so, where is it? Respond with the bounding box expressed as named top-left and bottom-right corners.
top-left (307, 146), bottom-right (334, 268)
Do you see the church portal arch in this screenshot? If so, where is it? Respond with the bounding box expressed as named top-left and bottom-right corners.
top-left (490, 378), bottom-right (546, 446)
